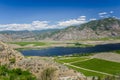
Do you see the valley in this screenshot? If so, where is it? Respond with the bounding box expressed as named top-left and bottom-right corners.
top-left (1, 0), bottom-right (120, 79)
top-left (1, 17), bottom-right (120, 80)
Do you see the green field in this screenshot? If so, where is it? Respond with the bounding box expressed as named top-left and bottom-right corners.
top-left (10, 42), bottom-right (48, 46)
top-left (56, 57), bottom-right (120, 77)
top-left (56, 57), bottom-right (105, 77)
top-left (72, 58), bottom-right (120, 75)
top-left (114, 50), bottom-right (120, 54)
top-left (67, 65), bottom-right (105, 77)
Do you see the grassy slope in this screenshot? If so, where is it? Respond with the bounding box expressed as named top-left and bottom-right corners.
top-left (72, 58), bottom-right (120, 75)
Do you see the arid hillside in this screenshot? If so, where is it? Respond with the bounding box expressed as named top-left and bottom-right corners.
top-left (0, 41), bottom-right (85, 80)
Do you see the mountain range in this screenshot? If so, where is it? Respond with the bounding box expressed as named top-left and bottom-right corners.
top-left (0, 17), bottom-right (120, 41)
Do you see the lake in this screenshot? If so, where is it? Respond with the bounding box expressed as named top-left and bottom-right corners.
top-left (21, 43), bottom-right (120, 56)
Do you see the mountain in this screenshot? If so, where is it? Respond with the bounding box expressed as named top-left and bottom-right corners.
top-left (0, 29), bottom-right (60, 41)
top-left (50, 17), bottom-right (120, 40)
top-left (0, 17), bottom-right (120, 41)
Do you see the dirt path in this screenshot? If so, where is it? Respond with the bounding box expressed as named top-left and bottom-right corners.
top-left (69, 58), bottom-right (93, 64)
top-left (65, 63), bottom-right (117, 77)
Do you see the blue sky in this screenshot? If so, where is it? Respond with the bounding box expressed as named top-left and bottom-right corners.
top-left (0, 0), bottom-right (120, 30)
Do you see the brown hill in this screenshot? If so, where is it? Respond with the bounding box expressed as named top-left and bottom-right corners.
top-left (50, 17), bottom-right (120, 40)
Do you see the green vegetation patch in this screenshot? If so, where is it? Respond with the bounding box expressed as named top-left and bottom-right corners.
top-left (67, 65), bottom-right (105, 77)
top-left (0, 65), bottom-right (37, 80)
top-left (72, 58), bottom-right (120, 75)
top-left (10, 42), bottom-right (47, 46)
top-left (114, 50), bottom-right (120, 54)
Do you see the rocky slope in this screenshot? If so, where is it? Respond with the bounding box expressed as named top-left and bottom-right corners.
top-left (0, 41), bottom-right (85, 80)
top-left (50, 17), bottom-right (120, 40)
top-left (0, 41), bottom-right (24, 65)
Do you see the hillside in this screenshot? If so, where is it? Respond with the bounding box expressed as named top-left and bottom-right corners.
top-left (50, 17), bottom-right (120, 40)
top-left (0, 29), bottom-right (60, 42)
top-left (0, 17), bottom-right (120, 41)
top-left (0, 41), bottom-right (85, 80)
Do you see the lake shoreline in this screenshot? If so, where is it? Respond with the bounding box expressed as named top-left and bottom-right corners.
top-left (20, 43), bottom-right (120, 56)
top-left (8, 40), bottom-right (120, 51)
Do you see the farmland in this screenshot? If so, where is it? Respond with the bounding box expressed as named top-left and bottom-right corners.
top-left (55, 56), bottom-right (120, 77)
top-left (72, 58), bottom-right (120, 75)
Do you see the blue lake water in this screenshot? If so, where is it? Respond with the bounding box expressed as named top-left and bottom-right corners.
top-left (21, 43), bottom-right (120, 56)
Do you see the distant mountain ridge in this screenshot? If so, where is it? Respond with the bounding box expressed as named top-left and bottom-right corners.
top-left (49, 17), bottom-right (120, 40)
top-left (0, 17), bottom-right (120, 41)
top-left (0, 29), bottom-right (60, 41)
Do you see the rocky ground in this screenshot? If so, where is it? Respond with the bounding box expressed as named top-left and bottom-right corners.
top-left (0, 41), bottom-right (85, 80)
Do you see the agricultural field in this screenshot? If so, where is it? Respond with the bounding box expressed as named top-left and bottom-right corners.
top-left (67, 65), bottom-right (105, 77)
top-left (55, 56), bottom-right (120, 77)
top-left (72, 58), bottom-right (120, 75)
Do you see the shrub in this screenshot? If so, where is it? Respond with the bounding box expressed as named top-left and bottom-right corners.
top-left (9, 58), bottom-right (16, 64)
top-left (40, 67), bottom-right (58, 80)
top-left (0, 65), bottom-right (37, 80)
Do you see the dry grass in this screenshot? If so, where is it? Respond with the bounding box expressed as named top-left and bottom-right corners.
top-left (92, 52), bottom-right (120, 63)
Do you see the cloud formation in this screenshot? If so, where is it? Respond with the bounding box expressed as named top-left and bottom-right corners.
top-left (58, 16), bottom-right (86, 27)
top-left (0, 21), bottom-right (58, 31)
top-left (99, 12), bottom-right (107, 16)
top-left (98, 11), bottom-right (115, 18)
top-left (0, 16), bottom-right (87, 31)
top-left (110, 11), bottom-right (114, 14)
top-left (89, 18), bottom-right (96, 21)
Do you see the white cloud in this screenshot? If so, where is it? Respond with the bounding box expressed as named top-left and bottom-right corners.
top-left (99, 12), bottom-right (107, 15)
top-left (89, 18), bottom-right (96, 21)
top-left (0, 24), bottom-right (31, 31)
top-left (58, 16), bottom-right (86, 27)
top-left (99, 11), bottom-right (115, 18)
top-left (0, 16), bottom-right (87, 31)
top-left (110, 11), bottom-right (114, 13)
top-left (100, 16), bottom-right (104, 18)
top-left (0, 21), bottom-right (58, 31)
